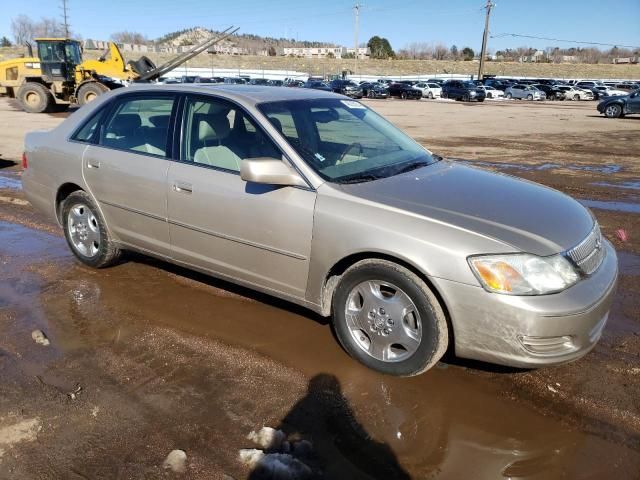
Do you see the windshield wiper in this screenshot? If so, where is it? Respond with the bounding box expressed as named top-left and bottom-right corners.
top-left (392, 159), bottom-right (432, 176)
top-left (339, 174), bottom-right (381, 184)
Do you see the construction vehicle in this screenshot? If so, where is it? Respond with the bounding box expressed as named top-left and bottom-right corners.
top-left (0, 27), bottom-right (238, 113)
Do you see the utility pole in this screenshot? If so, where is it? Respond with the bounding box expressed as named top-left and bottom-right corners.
top-left (353, 2), bottom-right (361, 74)
top-left (477, 0), bottom-right (495, 81)
top-left (60, 0), bottom-right (70, 37)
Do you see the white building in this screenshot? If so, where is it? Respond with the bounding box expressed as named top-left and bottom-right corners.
top-left (283, 46), bottom-right (370, 59)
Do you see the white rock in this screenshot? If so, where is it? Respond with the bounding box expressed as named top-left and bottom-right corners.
top-left (239, 448), bottom-right (265, 468)
top-left (31, 330), bottom-right (50, 346)
top-left (247, 427), bottom-right (286, 450)
top-left (163, 449), bottom-right (187, 473)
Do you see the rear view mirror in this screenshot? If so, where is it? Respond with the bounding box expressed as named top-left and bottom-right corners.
top-left (240, 158), bottom-right (307, 187)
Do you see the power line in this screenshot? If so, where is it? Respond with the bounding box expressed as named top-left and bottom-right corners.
top-left (491, 32), bottom-right (640, 50)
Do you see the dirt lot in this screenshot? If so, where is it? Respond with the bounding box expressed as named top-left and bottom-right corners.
top-left (0, 96), bottom-right (639, 480)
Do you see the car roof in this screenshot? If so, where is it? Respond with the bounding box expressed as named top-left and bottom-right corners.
top-left (120, 84), bottom-right (342, 106)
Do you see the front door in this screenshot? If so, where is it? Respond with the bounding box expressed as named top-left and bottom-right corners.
top-left (167, 94), bottom-right (316, 298)
top-left (83, 93), bottom-right (177, 257)
top-left (627, 92), bottom-right (640, 113)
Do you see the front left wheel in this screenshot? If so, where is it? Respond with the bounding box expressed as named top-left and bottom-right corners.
top-left (604, 104), bottom-right (623, 118)
top-left (62, 191), bottom-right (121, 268)
top-left (331, 260), bottom-right (448, 376)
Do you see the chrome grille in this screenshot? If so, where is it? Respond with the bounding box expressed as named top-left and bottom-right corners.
top-left (566, 223), bottom-right (605, 275)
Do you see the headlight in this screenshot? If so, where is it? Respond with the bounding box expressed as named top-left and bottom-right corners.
top-left (470, 91), bottom-right (476, 96)
top-left (468, 253), bottom-right (580, 295)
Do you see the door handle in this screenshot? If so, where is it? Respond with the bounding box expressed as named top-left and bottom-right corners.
top-left (87, 160), bottom-right (100, 169)
top-left (173, 181), bottom-right (193, 194)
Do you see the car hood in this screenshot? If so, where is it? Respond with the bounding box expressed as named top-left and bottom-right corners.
top-left (337, 161), bottom-right (594, 256)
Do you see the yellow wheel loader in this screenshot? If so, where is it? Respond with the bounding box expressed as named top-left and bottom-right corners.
top-left (0, 27), bottom-right (237, 113)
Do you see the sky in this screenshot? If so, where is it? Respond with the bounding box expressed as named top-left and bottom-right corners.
top-left (2, 0), bottom-right (639, 53)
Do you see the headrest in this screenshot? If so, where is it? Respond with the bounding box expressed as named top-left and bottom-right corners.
top-left (110, 114), bottom-right (141, 136)
top-left (149, 115), bottom-right (170, 129)
top-left (198, 115), bottom-right (231, 142)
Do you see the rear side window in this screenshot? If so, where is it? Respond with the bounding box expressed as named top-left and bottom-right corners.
top-left (72, 108), bottom-right (107, 143)
top-left (100, 96), bottom-right (175, 157)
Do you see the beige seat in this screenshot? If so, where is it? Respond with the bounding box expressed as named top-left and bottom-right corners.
top-left (193, 116), bottom-right (242, 171)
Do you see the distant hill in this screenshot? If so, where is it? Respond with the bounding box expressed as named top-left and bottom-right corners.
top-left (154, 27), bottom-right (337, 55)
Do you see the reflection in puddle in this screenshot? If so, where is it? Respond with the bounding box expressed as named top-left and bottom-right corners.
top-left (591, 181), bottom-right (640, 191)
top-left (579, 199), bottom-right (640, 214)
top-left (454, 159), bottom-right (622, 174)
top-left (0, 174), bottom-right (22, 190)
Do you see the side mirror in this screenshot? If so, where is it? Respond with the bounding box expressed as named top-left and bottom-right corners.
top-left (240, 158), bottom-right (307, 187)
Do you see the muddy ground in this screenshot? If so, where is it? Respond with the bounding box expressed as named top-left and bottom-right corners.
top-left (0, 96), bottom-right (638, 479)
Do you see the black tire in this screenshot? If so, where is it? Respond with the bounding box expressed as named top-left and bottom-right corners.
top-left (506, 92), bottom-right (512, 99)
top-left (487, 92), bottom-right (492, 99)
top-left (17, 82), bottom-right (54, 113)
top-left (527, 94), bottom-right (533, 101)
top-left (462, 94), bottom-right (470, 102)
top-left (604, 103), bottom-right (623, 118)
top-left (477, 98), bottom-right (484, 103)
top-left (331, 259), bottom-right (448, 376)
top-left (401, 92), bottom-right (407, 100)
top-left (428, 92), bottom-right (433, 99)
top-left (62, 191), bottom-right (122, 268)
top-left (441, 91), bottom-right (448, 99)
top-left (77, 82), bottom-right (109, 106)
top-left (573, 94), bottom-right (580, 101)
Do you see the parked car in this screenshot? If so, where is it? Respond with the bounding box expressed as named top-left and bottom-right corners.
top-left (285, 80), bottom-right (305, 88)
top-left (224, 77), bottom-right (246, 85)
top-left (480, 85), bottom-right (504, 99)
top-left (576, 81), bottom-right (605, 90)
top-left (249, 78), bottom-right (270, 86)
top-left (441, 80), bottom-right (486, 102)
top-left (194, 77), bottom-right (220, 84)
top-left (329, 79), bottom-right (363, 98)
top-left (413, 82), bottom-right (442, 99)
top-left (426, 78), bottom-right (445, 85)
top-left (181, 76), bottom-right (200, 84)
top-left (359, 82), bottom-right (390, 99)
top-left (593, 86), bottom-right (631, 97)
top-left (597, 89), bottom-right (640, 118)
top-left (483, 79), bottom-right (512, 91)
top-left (268, 80), bottom-right (284, 87)
top-left (304, 81), bottom-right (332, 92)
top-left (531, 84), bottom-right (565, 101)
top-left (22, 85), bottom-right (617, 376)
top-left (504, 84), bottom-right (547, 101)
top-left (556, 86), bottom-right (594, 101)
top-left (388, 82), bottom-right (423, 99)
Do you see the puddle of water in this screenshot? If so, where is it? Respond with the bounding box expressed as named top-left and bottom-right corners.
top-left (0, 174), bottom-right (22, 190)
top-left (579, 199), bottom-right (640, 214)
top-left (591, 181), bottom-right (640, 191)
top-left (1, 220), bottom-right (639, 479)
top-left (454, 159), bottom-right (622, 174)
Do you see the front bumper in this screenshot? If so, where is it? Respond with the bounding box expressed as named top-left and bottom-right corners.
top-left (434, 240), bottom-right (618, 368)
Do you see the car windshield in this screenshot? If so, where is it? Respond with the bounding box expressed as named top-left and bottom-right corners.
top-left (462, 81), bottom-right (476, 88)
top-left (258, 98), bottom-right (436, 183)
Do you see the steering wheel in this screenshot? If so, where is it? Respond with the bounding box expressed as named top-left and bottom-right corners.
top-left (338, 142), bottom-right (364, 164)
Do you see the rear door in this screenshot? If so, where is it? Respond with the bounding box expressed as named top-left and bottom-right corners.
top-left (83, 93), bottom-right (177, 257)
top-left (167, 94), bottom-right (316, 298)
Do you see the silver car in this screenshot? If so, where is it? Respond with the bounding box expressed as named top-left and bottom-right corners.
top-left (22, 85), bottom-right (617, 376)
top-left (505, 84), bottom-right (547, 101)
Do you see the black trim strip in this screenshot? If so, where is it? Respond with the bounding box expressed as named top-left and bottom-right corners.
top-left (99, 199), bottom-right (307, 261)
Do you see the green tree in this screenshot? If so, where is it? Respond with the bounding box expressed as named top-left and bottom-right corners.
top-left (367, 36), bottom-right (394, 59)
top-left (450, 44), bottom-right (458, 60)
top-left (0, 36), bottom-right (12, 47)
top-left (462, 47), bottom-right (474, 61)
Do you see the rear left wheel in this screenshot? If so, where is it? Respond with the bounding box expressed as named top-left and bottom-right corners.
top-left (62, 191), bottom-right (121, 268)
top-left (331, 260), bottom-right (448, 376)
top-left (17, 82), bottom-right (54, 113)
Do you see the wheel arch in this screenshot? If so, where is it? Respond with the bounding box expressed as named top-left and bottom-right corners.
top-left (55, 182), bottom-right (84, 224)
top-left (319, 251), bottom-right (455, 348)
